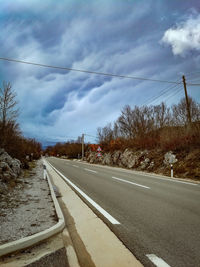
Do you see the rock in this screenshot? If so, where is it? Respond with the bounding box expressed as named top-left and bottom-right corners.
top-left (0, 162), bottom-right (12, 172)
top-left (0, 151), bottom-right (13, 165)
top-left (11, 159), bottom-right (21, 175)
top-left (87, 152), bottom-right (96, 163)
top-left (0, 148), bottom-right (21, 185)
top-left (86, 149), bottom-right (150, 170)
top-left (112, 151), bottom-right (121, 165)
top-left (140, 158), bottom-right (150, 170)
top-left (148, 161), bottom-right (154, 169)
top-left (120, 149), bottom-right (140, 169)
top-left (102, 153), bottom-right (112, 165)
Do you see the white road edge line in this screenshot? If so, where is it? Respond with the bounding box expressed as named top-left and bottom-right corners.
top-left (48, 162), bottom-right (120, 225)
top-left (84, 168), bottom-right (97, 173)
top-left (146, 254), bottom-right (171, 267)
top-left (136, 173), bottom-right (197, 186)
top-left (112, 176), bottom-right (150, 189)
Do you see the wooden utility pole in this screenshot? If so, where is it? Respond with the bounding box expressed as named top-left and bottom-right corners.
top-left (82, 133), bottom-right (84, 160)
top-left (182, 75), bottom-right (191, 124)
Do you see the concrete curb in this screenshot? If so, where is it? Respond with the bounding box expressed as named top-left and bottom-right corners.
top-left (0, 165), bottom-right (65, 257)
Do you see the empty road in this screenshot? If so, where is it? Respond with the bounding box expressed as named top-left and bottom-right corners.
top-left (47, 157), bottom-right (200, 267)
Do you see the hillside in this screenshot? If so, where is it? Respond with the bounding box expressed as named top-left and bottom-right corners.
top-left (86, 148), bottom-right (200, 180)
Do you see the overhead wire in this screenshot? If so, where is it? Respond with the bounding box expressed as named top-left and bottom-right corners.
top-left (184, 70), bottom-right (200, 77)
top-left (187, 77), bottom-right (200, 82)
top-left (0, 56), bottom-right (182, 85)
top-left (163, 86), bottom-right (183, 102)
top-left (84, 133), bottom-right (97, 138)
top-left (149, 84), bottom-right (182, 105)
top-left (143, 73), bottom-right (200, 106)
top-left (0, 56), bottom-right (198, 110)
top-left (143, 81), bottom-right (182, 106)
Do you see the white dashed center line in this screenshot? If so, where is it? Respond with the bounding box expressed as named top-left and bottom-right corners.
top-left (112, 176), bottom-right (150, 189)
top-left (146, 254), bottom-right (171, 267)
top-left (72, 165), bottom-right (79, 168)
top-left (84, 168), bottom-right (97, 173)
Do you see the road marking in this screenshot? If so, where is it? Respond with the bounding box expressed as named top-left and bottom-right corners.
top-left (72, 159), bottom-right (198, 186)
top-left (140, 174), bottom-right (198, 186)
top-left (48, 162), bottom-right (120, 225)
top-left (146, 254), bottom-right (171, 267)
top-left (51, 158), bottom-right (198, 186)
top-left (166, 179), bottom-right (198, 186)
top-left (112, 176), bottom-right (150, 189)
top-left (117, 169), bottom-right (198, 186)
top-left (73, 165), bottom-right (79, 168)
top-left (84, 168), bottom-right (97, 173)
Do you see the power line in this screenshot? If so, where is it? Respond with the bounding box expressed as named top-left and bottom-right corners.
top-left (186, 83), bottom-right (200, 86)
top-left (149, 85), bottom-right (182, 105)
top-left (84, 133), bottom-right (97, 138)
top-left (187, 77), bottom-right (200, 82)
top-left (184, 70), bottom-right (200, 77)
top-left (144, 82), bottom-right (181, 106)
top-left (0, 56), bottom-right (181, 85)
top-left (144, 83), bottom-right (180, 105)
top-left (164, 87), bottom-right (183, 102)
top-left (186, 73), bottom-right (200, 80)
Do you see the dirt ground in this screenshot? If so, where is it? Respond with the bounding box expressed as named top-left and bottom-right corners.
top-left (0, 159), bottom-right (57, 245)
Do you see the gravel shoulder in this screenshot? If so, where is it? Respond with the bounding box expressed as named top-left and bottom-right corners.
top-left (0, 159), bottom-right (57, 245)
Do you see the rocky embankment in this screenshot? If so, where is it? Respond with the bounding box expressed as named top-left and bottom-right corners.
top-left (86, 148), bottom-right (200, 180)
top-left (0, 148), bottom-right (21, 194)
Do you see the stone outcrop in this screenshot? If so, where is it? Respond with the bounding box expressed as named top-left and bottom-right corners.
top-left (86, 148), bottom-right (199, 180)
top-left (0, 148), bottom-right (21, 183)
top-left (86, 149), bottom-right (154, 171)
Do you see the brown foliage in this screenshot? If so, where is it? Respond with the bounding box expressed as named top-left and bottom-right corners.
top-left (44, 142), bottom-right (82, 158)
top-left (96, 98), bottom-right (200, 152)
top-left (0, 82), bottom-right (41, 165)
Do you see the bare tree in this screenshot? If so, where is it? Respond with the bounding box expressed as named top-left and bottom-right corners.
top-left (97, 123), bottom-right (114, 144)
top-left (153, 102), bottom-right (171, 129)
top-left (0, 82), bottom-right (19, 146)
top-left (0, 82), bottom-right (18, 125)
top-left (117, 105), bottom-right (155, 138)
top-left (172, 97), bottom-right (200, 126)
top-left (117, 105), bottom-right (135, 138)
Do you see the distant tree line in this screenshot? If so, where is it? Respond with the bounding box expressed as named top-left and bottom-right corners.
top-left (97, 97), bottom-right (200, 151)
top-left (0, 82), bottom-right (41, 166)
top-left (44, 137), bottom-right (84, 158)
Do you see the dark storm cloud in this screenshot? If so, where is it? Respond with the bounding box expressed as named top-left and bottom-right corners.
top-left (0, 0), bottom-right (200, 143)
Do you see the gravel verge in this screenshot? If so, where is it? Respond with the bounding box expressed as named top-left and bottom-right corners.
top-left (0, 159), bottom-right (57, 245)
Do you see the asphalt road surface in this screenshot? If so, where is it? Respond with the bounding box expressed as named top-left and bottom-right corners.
top-left (47, 157), bottom-right (200, 267)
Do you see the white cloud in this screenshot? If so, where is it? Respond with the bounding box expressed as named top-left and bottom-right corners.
top-left (161, 14), bottom-right (200, 56)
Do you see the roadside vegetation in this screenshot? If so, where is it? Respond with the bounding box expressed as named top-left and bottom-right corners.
top-left (97, 98), bottom-right (200, 151)
top-left (94, 97), bottom-right (200, 179)
top-left (0, 81), bottom-right (41, 167)
top-left (44, 139), bottom-right (83, 158)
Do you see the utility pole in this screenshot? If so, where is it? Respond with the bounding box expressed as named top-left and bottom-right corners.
top-left (182, 75), bottom-right (191, 125)
top-left (82, 133), bottom-right (84, 160)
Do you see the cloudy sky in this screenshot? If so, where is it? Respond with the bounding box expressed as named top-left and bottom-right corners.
top-left (0, 0), bottom-right (200, 145)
